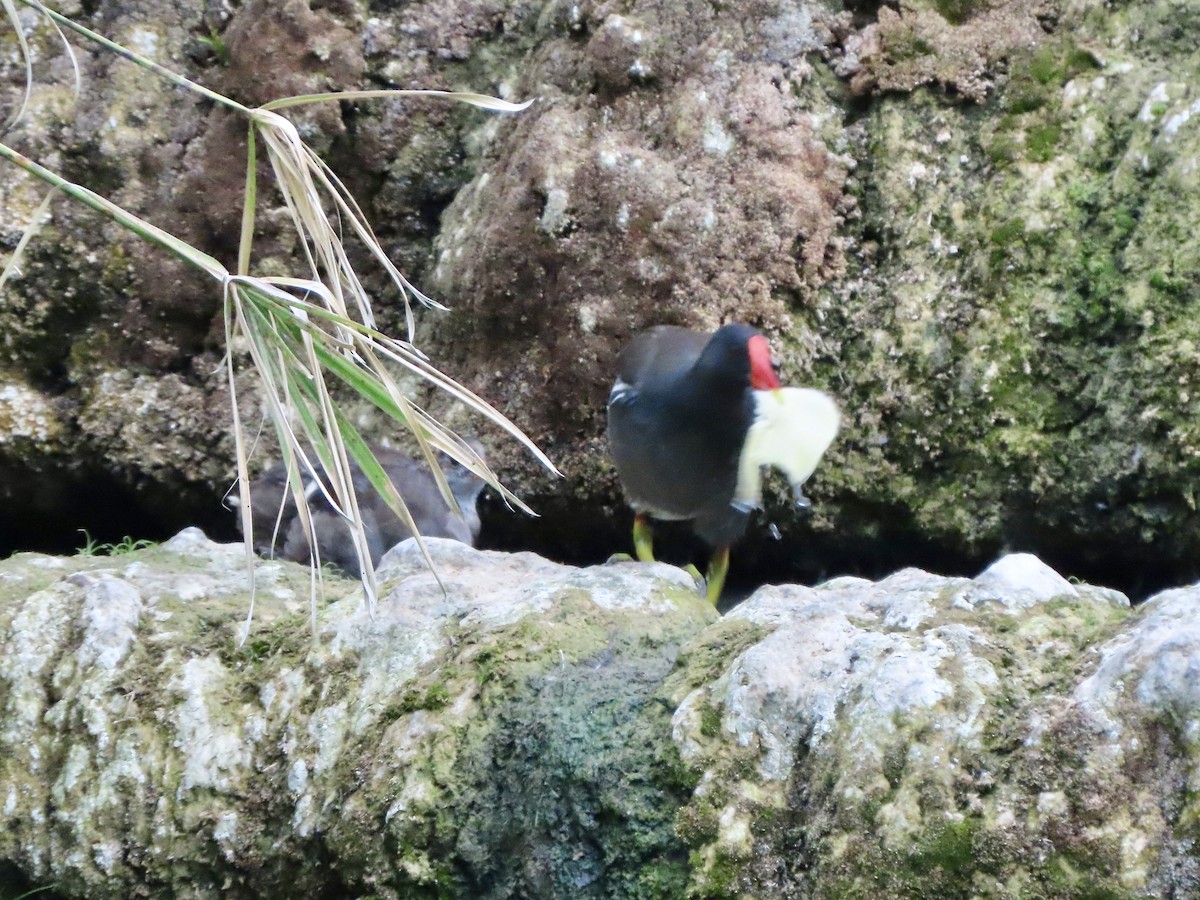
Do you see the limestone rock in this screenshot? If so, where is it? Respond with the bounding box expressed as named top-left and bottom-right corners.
top-left (3, 0), bottom-right (1200, 594)
top-left (669, 554), bottom-right (1200, 897)
top-left (0, 530), bottom-right (714, 898)
top-left (1, 535), bottom-right (1198, 896)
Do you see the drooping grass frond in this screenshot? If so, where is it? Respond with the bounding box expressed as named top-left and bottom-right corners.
top-left (245, 93), bottom-right (535, 341)
top-left (0, 185), bottom-right (56, 290)
top-left (260, 89), bottom-right (536, 115)
top-left (0, 141), bottom-right (229, 278)
top-left (3, 3), bottom-right (560, 629)
top-left (221, 272), bottom-right (557, 620)
top-left (1, 0), bottom-right (34, 132)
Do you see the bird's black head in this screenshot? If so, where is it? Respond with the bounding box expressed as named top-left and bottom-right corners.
top-left (696, 324), bottom-right (780, 391)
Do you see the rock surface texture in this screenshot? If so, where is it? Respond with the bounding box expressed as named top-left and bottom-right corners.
top-left (2, 0), bottom-right (1200, 591)
top-left (1, 533), bottom-right (1198, 897)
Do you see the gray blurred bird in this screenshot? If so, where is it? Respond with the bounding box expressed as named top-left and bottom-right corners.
top-left (228, 440), bottom-right (487, 577)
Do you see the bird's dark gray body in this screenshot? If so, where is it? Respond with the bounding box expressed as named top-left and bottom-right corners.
top-left (607, 324), bottom-right (758, 548)
top-left (234, 442), bottom-right (486, 577)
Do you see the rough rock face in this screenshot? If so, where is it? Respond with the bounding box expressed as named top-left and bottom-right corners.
top-left (670, 553), bottom-right (1198, 897)
top-left (820, 0), bottom-right (1200, 587)
top-left (2, 0), bottom-right (1200, 590)
top-left (1, 535), bottom-right (1198, 897)
top-left (0, 531), bottom-right (715, 898)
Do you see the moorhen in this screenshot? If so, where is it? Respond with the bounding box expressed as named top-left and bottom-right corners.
top-left (607, 323), bottom-right (839, 603)
top-left (231, 441), bottom-right (487, 577)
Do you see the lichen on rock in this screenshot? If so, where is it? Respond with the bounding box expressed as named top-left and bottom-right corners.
top-left (818, 0), bottom-right (1200, 586)
top-left (3, 537), bottom-right (1199, 896)
top-left (667, 553), bottom-right (1200, 898)
top-left (0, 531), bottom-right (714, 897)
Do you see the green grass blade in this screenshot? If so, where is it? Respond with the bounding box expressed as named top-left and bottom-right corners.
top-left (332, 407), bottom-right (445, 594)
top-left (17, 0), bottom-right (249, 113)
top-left (0, 141), bottom-right (228, 280)
top-left (238, 126), bottom-right (258, 276)
top-left (260, 89), bottom-right (535, 113)
top-left (223, 284), bottom-right (260, 641)
top-left (2, 0), bottom-right (34, 132)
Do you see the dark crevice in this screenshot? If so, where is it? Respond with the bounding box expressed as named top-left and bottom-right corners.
top-left (0, 460), bottom-right (238, 560)
top-left (839, 89), bottom-right (876, 127)
top-left (478, 493), bottom-right (1185, 607)
top-left (1, 466), bottom-right (1188, 606)
top-left (0, 862), bottom-right (68, 900)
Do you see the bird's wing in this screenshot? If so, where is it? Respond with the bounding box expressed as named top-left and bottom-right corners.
top-left (614, 325), bottom-right (710, 391)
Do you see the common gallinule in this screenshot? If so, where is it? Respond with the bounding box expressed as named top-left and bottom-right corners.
top-left (607, 323), bottom-right (839, 603)
top-left (232, 441), bottom-right (487, 577)
top-left (349, 441), bottom-right (487, 552)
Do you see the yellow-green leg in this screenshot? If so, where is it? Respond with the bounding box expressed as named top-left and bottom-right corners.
top-left (704, 546), bottom-right (730, 605)
top-left (633, 512), bottom-right (655, 562)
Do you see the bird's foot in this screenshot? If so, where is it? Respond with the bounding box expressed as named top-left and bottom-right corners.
top-left (683, 564), bottom-right (706, 593)
top-left (606, 552), bottom-right (634, 564)
top-left (790, 482), bottom-right (813, 513)
top-left (633, 514), bottom-right (656, 563)
top-left (704, 546), bottom-right (731, 606)
top-left (704, 575), bottom-right (724, 606)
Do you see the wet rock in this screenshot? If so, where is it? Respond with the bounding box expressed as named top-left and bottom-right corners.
top-left (1, 535), bottom-right (1197, 896)
top-left (3, 0), bottom-right (1200, 612)
top-left (0, 530), bottom-right (713, 897)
